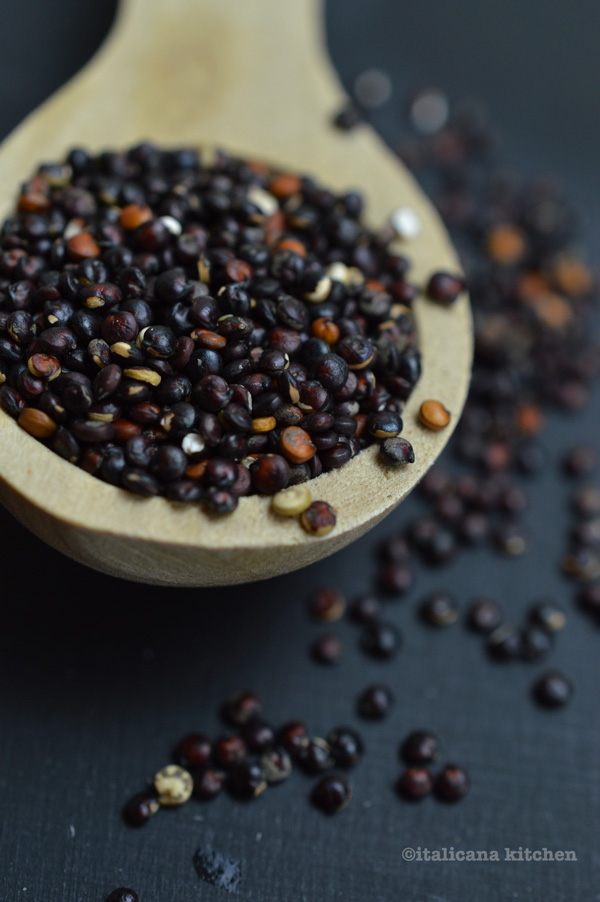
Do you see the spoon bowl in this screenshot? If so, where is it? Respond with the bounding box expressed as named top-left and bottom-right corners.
top-left (0, 0), bottom-right (472, 585)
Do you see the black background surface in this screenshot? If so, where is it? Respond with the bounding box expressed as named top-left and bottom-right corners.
top-left (0, 2), bottom-right (599, 901)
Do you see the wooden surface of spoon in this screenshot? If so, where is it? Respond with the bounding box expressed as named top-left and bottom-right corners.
top-left (0, 0), bottom-right (472, 586)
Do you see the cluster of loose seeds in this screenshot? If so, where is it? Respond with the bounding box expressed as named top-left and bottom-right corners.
top-left (397, 730), bottom-right (469, 803)
top-left (123, 690), bottom-right (363, 822)
top-left (0, 143), bottom-right (458, 528)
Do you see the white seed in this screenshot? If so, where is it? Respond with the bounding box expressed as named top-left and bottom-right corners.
top-left (136, 326), bottom-right (149, 348)
top-left (410, 88), bottom-right (449, 135)
top-left (271, 484), bottom-right (313, 517)
top-left (160, 215), bottom-right (183, 236)
top-left (247, 186), bottom-right (278, 218)
top-left (354, 68), bottom-right (392, 109)
top-left (327, 262), bottom-right (350, 285)
top-left (346, 267), bottom-right (365, 287)
top-left (110, 341), bottom-right (135, 359)
top-left (63, 218), bottom-right (83, 241)
top-left (182, 433), bottom-right (206, 456)
top-left (123, 367), bottom-right (161, 386)
top-left (84, 296), bottom-right (105, 308)
top-left (154, 765), bottom-right (193, 806)
top-left (198, 256), bottom-right (210, 283)
top-left (390, 206), bottom-right (422, 240)
top-left (390, 303), bottom-right (413, 320)
top-left (241, 454), bottom-right (261, 469)
top-left (44, 164), bottom-right (72, 187)
top-left (304, 275), bottom-right (332, 303)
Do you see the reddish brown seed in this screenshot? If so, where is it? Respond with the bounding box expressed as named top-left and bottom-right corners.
top-left (354, 414), bottom-right (368, 438)
top-left (18, 407), bottom-right (56, 438)
top-left (516, 403), bottom-right (545, 435)
top-left (186, 460), bottom-right (209, 481)
top-left (280, 425), bottom-right (316, 464)
top-left (224, 259), bottom-right (253, 283)
top-left (119, 204), bottom-right (153, 230)
top-left (300, 500), bottom-right (337, 537)
top-left (191, 329), bottom-right (227, 350)
top-left (112, 418), bottom-right (142, 442)
top-left (18, 191), bottom-right (50, 213)
top-left (419, 399), bottom-right (450, 430)
top-left (276, 237), bottom-right (307, 258)
top-left (27, 353), bottom-right (61, 381)
top-left (551, 257), bottom-right (593, 297)
top-left (485, 223), bottom-right (527, 265)
top-left (312, 317), bottom-right (340, 345)
top-left (66, 232), bottom-right (100, 261)
top-left (269, 173), bottom-right (303, 198)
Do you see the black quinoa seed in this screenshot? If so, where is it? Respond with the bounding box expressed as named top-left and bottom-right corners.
top-left (435, 764), bottom-right (470, 802)
top-left (327, 727), bottom-right (364, 768)
top-left (213, 735), bottom-right (248, 770)
top-left (222, 690), bottom-right (263, 726)
top-left (227, 763), bottom-right (268, 801)
top-left (533, 671), bottom-right (574, 708)
top-left (397, 767), bottom-right (434, 801)
top-left (528, 602), bottom-right (567, 633)
top-left (242, 720), bottom-right (276, 752)
top-left (176, 733), bottom-right (212, 769)
top-left (380, 436), bottom-right (415, 467)
top-left (400, 730), bottom-right (440, 766)
top-left (297, 738), bottom-right (335, 774)
top-left (360, 621), bottom-right (402, 659)
top-left (466, 599), bottom-right (503, 634)
top-left (520, 626), bottom-right (553, 662)
top-left (312, 773), bottom-right (353, 814)
top-left (357, 684), bottom-right (395, 720)
top-left (349, 594), bottom-right (383, 624)
top-left (278, 721), bottom-right (309, 756)
top-left (419, 592), bottom-right (459, 626)
top-left (311, 634), bottom-right (344, 665)
top-left (123, 791), bottom-right (160, 827)
top-left (192, 767), bottom-right (225, 801)
top-left (487, 623), bottom-right (522, 661)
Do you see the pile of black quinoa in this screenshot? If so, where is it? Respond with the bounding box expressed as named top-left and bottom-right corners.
top-left (0, 145), bottom-right (432, 520)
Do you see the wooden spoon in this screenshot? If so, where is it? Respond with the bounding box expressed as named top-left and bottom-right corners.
top-left (0, 0), bottom-right (472, 586)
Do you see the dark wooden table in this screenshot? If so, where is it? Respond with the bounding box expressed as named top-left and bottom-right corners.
top-left (1, 2), bottom-right (599, 900)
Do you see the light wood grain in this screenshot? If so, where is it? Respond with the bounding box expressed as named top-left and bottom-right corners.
top-left (0, 0), bottom-right (472, 585)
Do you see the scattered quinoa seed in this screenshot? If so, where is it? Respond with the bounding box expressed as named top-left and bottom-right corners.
top-left (153, 765), bottom-right (193, 806)
top-left (271, 484), bottom-right (312, 517)
top-left (419, 400), bottom-right (451, 430)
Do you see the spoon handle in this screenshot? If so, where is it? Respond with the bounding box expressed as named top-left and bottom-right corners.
top-left (107, 0), bottom-right (340, 119)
